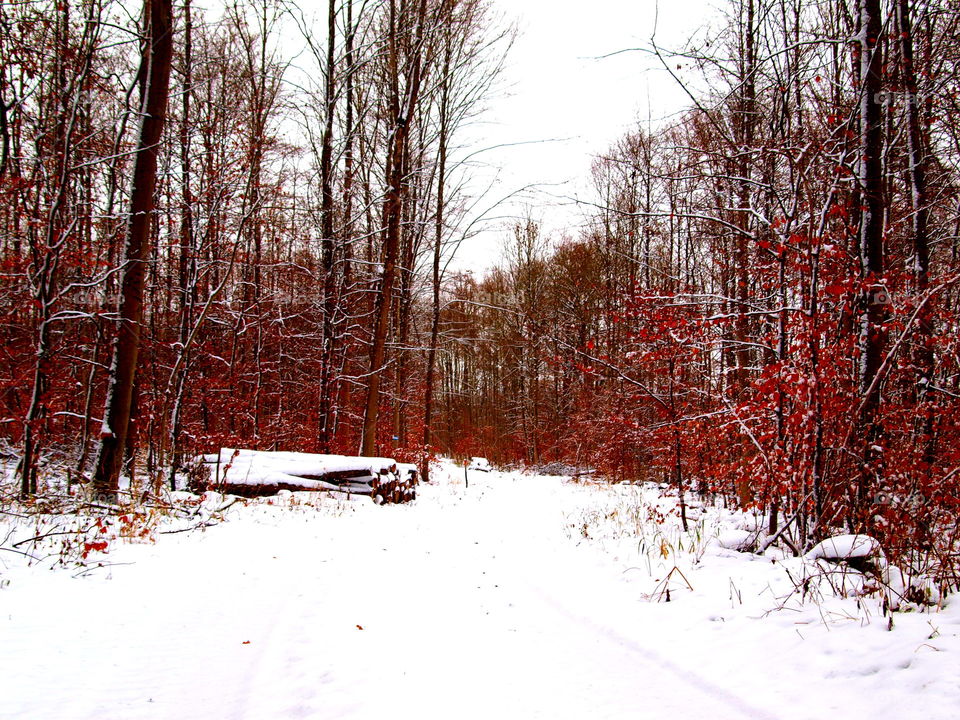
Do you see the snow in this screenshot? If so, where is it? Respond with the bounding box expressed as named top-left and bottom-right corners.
top-left (397, 462), bottom-right (418, 481)
top-left (715, 527), bottom-right (759, 551)
top-left (1, 461), bottom-right (958, 719)
top-left (209, 448), bottom-right (399, 485)
top-left (806, 534), bottom-right (883, 562)
top-left (201, 448), bottom-right (407, 495)
top-left (468, 456), bottom-right (492, 472)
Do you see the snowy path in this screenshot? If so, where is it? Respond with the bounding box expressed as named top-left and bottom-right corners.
top-left (2, 463), bottom-right (956, 719)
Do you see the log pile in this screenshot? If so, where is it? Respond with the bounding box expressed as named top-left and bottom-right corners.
top-left (370, 463), bottom-right (418, 504)
top-left (195, 450), bottom-right (417, 504)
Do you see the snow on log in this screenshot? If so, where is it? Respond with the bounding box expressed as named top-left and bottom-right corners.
top-left (805, 535), bottom-right (884, 564)
top-left (397, 463), bottom-right (418, 484)
top-left (198, 449), bottom-right (417, 504)
top-left (714, 529), bottom-right (759, 552)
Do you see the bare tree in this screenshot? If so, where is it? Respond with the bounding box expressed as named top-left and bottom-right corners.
top-left (360, 0), bottom-right (429, 457)
top-left (853, 0), bottom-right (887, 528)
top-left (92, 0), bottom-right (174, 498)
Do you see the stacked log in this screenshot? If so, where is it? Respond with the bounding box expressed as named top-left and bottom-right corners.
top-left (373, 463), bottom-right (417, 504)
top-left (195, 450), bottom-right (417, 504)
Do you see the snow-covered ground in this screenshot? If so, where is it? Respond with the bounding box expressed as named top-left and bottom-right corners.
top-left (1, 460), bottom-right (957, 719)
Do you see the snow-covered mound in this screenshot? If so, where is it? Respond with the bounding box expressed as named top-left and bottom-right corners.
top-left (805, 534), bottom-right (883, 563)
top-left (714, 528), bottom-right (759, 552)
top-left (468, 457), bottom-right (492, 472)
top-left (801, 534), bottom-right (944, 611)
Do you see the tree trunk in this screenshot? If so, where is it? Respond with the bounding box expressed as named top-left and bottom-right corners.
top-left (854, 0), bottom-right (886, 529)
top-left (422, 47), bottom-right (450, 481)
top-left (318, 0), bottom-right (338, 452)
top-left (168, 0), bottom-right (194, 488)
top-left (733, 0), bottom-right (755, 395)
top-left (92, 0), bottom-right (174, 498)
top-left (360, 0), bottom-right (428, 457)
top-left (896, 0), bottom-right (934, 473)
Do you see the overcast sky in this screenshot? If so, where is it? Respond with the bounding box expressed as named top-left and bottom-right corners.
top-left (451, 0), bottom-right (720, 271)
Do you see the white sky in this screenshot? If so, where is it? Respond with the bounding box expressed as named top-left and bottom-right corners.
top-left (452, 0), bottom-right (720, 272)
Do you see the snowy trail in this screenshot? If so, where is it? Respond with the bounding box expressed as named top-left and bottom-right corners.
top-left (3, 463), bottom-right (956, 719)
top-left (226, 470), bottom-right (774, 720)
top-left (0, 467), bottom-right (750, 719)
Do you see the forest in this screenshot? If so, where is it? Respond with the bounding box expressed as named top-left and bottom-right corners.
top-left (2, 0), bottom-right (960, 587)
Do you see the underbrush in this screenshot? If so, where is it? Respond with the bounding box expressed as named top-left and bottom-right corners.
top-left (564, 479), bottom-right (954, 619)
top-left (0, 452), bottom-right (350, 579)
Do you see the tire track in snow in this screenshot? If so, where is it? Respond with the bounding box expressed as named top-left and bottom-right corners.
top-left (528, 580), bottom-right (780, 720)
top-left (473, 473), bottom-right (780, 720)
top-left (354, 470), bottom-right (780, 719)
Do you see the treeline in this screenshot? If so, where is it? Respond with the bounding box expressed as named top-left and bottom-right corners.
top-left (440, 0), bottom-right (960, 574)
top-left (5, 0), bottom-right (960, 576)
top-left (0, 0), bottom-right (511, 492)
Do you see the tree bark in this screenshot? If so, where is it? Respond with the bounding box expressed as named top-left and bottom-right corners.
top-left (168, 0), bottom-right (194, 488)
top-left (854, 0), bottom-right (886, 528)
top-left (422, 34), bottom-right (451, 482)
top-left (896, 0), bottom-right (935, 479)
top-left (93, 0), bottom-right (174, 498)
top-left (360, 0), bottom-right (428, 457)
top-left (318, 0), bottom-right (337, 452)
top-left (732, 0), bottom-right (756, 506)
